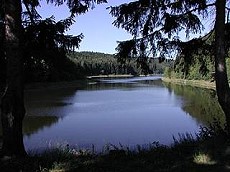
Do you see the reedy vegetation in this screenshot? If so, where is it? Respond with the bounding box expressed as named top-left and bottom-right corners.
top-left (1, 122), bottom-right (229, 171)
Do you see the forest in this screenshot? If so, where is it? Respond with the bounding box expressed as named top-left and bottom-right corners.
top-left (1, 0), bottom-right (230, 171)
top-left (0, 49), bottom-right (172, 84)
top-left (69, 51), bottom-right (173, 76)
top-left (164, 24), bottom-right (230, 81)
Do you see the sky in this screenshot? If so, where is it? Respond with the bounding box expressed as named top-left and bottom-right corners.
top-left (37, 0), bottom-right (215, 55)
top-left (37, 0), bottom-right (134, 54)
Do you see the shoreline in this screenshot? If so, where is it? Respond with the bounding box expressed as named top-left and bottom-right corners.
top-left (86, 74), bottom-right (162, 79)
top-left (162, 77), bottom-right (216, 90)
top-left (24, 75), bottom-right (135, 90)
top-left (24, 75), bottom-right (214, 91)
top-left (86, 74), bottom-right (134, 79)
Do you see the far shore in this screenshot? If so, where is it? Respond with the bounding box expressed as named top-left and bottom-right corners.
top-left (24, 75), bottom-right (136, 90)
top-left (23, 74), bottom-right (163, 91)
top-left (86, 75), bottom-right (134, 79)
top-left (8, 75), bottom-right (218, 92)
top-left (86, 74), bottom-right (162, 79)
top-left (26, 75), bottom-right (216, 91)
top-left (86, 74), bottom-right (134, 79)
top-left (162, 77), bottom-right (216, 90)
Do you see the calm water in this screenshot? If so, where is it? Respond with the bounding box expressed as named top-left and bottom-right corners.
top-left (21, 76), bottom-right (224, 151)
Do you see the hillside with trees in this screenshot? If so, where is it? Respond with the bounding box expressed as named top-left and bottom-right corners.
top-left (164, 24), bottom-right (230, 82)
top-left (68, 51), bottom-right (173, 76)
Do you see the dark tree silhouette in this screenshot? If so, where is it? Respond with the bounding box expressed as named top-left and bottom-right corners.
top-left (23, 16), bottom-right (84, 81)
top-left (1, 0), bottom-right (26, 157)
top-left (0, 0), bottom-right (107, 157)
top-left (214, 0), bottom-right (230, 131)
top-left (109, 0), bottom-right (230, 131)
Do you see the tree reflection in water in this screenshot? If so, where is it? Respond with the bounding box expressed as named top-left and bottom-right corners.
top-left (164, 82), bottom-right (225, 128)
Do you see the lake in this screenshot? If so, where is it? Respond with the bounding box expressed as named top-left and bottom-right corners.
top-left (21, 76), bottom-right (225, 151)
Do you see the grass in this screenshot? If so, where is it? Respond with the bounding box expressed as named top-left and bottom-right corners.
top-left (1, 124), bottom-right (230, 172)
top-left (193, 152), bottom-right (217, 165)
top-left (162, 77), bottom-right (216, 90)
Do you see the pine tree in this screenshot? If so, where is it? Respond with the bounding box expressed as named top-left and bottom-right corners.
top-left (109, 0), bottom-right (230, 131)
top-left (0, 0), bottom-right (107, 157)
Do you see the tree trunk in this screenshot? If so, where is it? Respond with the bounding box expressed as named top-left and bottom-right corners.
top-left (215, 0), bottom-right (230, 132)
top-left (0, 0), bottom-right (27, 157)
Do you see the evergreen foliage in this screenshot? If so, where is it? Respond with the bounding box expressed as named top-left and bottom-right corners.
top-left (109, 1), bottom-right (230, 81)
top-left (165, 23), bottom-right (230, 81)
top-left (109, 0), bottom-right (215, 61)
top-left (0, 0), bottom-right (108, 83)
top-left (68, 51), bottom-right (173, 76)
top-left (109, 0), bottom-right (230, 132)
top-left (23, 16), bottom-right (85, 82)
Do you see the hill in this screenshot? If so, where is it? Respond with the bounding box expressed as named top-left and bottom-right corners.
top-left (68, 51), bottom-right (173, 76)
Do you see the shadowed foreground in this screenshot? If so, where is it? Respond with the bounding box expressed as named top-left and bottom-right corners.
top-left (0, 123), bottom-right (230, 172)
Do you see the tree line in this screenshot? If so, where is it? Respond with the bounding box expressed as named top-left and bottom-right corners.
top-left (164, 24), bottom-right (230, 82)
top-left (0, 48), bottom-right (173, 85)
top-left (68, 51), bottom-right (173, 76)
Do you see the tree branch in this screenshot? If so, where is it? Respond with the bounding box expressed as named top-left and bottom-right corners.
top-left (22, 0), bottom-right (35, 25)
top-left (170, 3), bottom-right (215, 16)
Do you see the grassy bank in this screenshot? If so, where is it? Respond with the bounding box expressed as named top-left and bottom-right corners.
top-left (162, 77), bottom-right (216, 90)
top-left (1, 124), bottom-right (230, 172)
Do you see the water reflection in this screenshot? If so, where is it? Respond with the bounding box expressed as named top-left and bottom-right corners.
top-left (1, 76), bottom-right (224, 151)
top-left (25, 87), bottom-right (77, 117)
top-left (0, 115), bottom-right (59, 137)
top-left (85, 76), bottom-right (164, 90)
top-left (23, 116), bottom-right (59, 136)
top-left (163, 82), bottom-right (225, 127)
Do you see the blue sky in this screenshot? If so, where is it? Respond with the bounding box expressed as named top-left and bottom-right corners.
top-left (37, 0), bottom-right (214, 55)
top-left (37, 0), bottom-right (133, 54)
